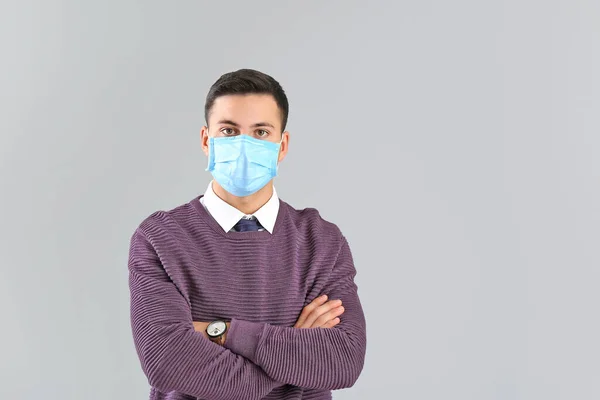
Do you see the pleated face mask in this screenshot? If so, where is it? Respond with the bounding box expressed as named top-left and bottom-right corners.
top-left (206, 134), bottom-right (282, 197)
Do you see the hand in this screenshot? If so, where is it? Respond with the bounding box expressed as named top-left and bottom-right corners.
top-left (294, 294), bottom-right (344, 329)
top-left (193, 321), bottom-right (231, 344)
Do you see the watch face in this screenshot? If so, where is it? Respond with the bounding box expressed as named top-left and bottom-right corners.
top-left (207, 321), bottom-right (226, 337)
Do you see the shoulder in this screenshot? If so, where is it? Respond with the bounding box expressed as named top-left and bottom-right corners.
top-left (280, 200), bottom-right (345, 243)
top-left (131, 196), bottom-right (199, 241)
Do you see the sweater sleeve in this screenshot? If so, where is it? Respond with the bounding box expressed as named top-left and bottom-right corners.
top-left (223, 235), bottom-right (367, 390)
top-left (128, 228), bottom-right (285, 400)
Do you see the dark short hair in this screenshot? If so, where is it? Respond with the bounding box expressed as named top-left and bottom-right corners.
top-left (204, 69), bottom-right (289, 131)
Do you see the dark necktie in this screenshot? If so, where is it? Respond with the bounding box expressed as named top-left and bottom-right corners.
top-left (232, 216), bottom-right (264, 232)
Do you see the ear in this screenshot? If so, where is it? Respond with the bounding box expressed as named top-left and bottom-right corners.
top-left (200, 126), bottom-right (210, 156)
top-left (277, 131), bottom-right (290, 163)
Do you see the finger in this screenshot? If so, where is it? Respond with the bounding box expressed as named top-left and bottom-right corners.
top-left (295, 295), bottom-right (329, 328)
top-left (295, 294), bottom-right (328, 328)
top-left (321, 317), bottom-right (341, 329)
top-left (303, 299), bottom-right (342, 328)
top-left (312, 305), bottom-right (345, 328)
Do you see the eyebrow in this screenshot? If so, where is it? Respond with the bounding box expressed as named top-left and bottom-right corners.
top-left (217, 119), bottom-right (275, 129)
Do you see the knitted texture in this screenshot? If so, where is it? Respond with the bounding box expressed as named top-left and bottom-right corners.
top-left (128, 194), bottom-right (367, 400)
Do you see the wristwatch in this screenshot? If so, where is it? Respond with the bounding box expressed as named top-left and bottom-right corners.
top-left (206, 320), bottom-right (228, 345)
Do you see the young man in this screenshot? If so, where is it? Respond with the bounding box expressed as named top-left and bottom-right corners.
top-left (128, 69), bottom-right (367, 400)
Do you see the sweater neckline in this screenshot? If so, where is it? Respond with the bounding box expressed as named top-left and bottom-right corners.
top-left (190, 194), bottom-right (287, 240)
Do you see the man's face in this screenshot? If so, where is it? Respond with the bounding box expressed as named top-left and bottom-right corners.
top-left (201, 94), bottom-right (289, 163)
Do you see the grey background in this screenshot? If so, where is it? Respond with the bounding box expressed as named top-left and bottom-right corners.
top-left (1, 1), bottom-right (598, 399)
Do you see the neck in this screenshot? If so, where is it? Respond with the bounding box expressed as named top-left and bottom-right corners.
top-left (211, 180), bottom-right (274, 215)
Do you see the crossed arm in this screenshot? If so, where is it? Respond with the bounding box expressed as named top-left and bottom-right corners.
top-left (192, 294), bottom-right (343, 342)
top-left (128, 228), bottom-right (366, 399)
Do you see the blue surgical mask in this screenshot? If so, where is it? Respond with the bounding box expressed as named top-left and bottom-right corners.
top-left (206, 134), bottom-right (283, 197)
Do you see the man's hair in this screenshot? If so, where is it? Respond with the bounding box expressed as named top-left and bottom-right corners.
top-left (204, 69), bottom-right (289, 131)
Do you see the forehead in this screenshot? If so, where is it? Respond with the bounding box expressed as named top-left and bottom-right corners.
top-left (209, 94), bottom-right (281, 128)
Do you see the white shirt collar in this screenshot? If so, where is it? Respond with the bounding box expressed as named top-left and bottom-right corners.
top-left (200, 180), bottom-right (280, 233)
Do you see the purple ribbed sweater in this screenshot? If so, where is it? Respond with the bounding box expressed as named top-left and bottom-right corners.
top-left (128, 194), bottom-right (367, 400)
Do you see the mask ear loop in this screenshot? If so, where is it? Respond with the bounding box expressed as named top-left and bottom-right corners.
top-left (206, 136), bottom-right (216, 172)
top-left (274, 134), bottom-right (284, 173)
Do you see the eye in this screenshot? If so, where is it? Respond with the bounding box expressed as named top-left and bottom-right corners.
top-left (220, 128), bottom-right (237, 136)
top-left (256, 129), bottom-right (269, 138)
